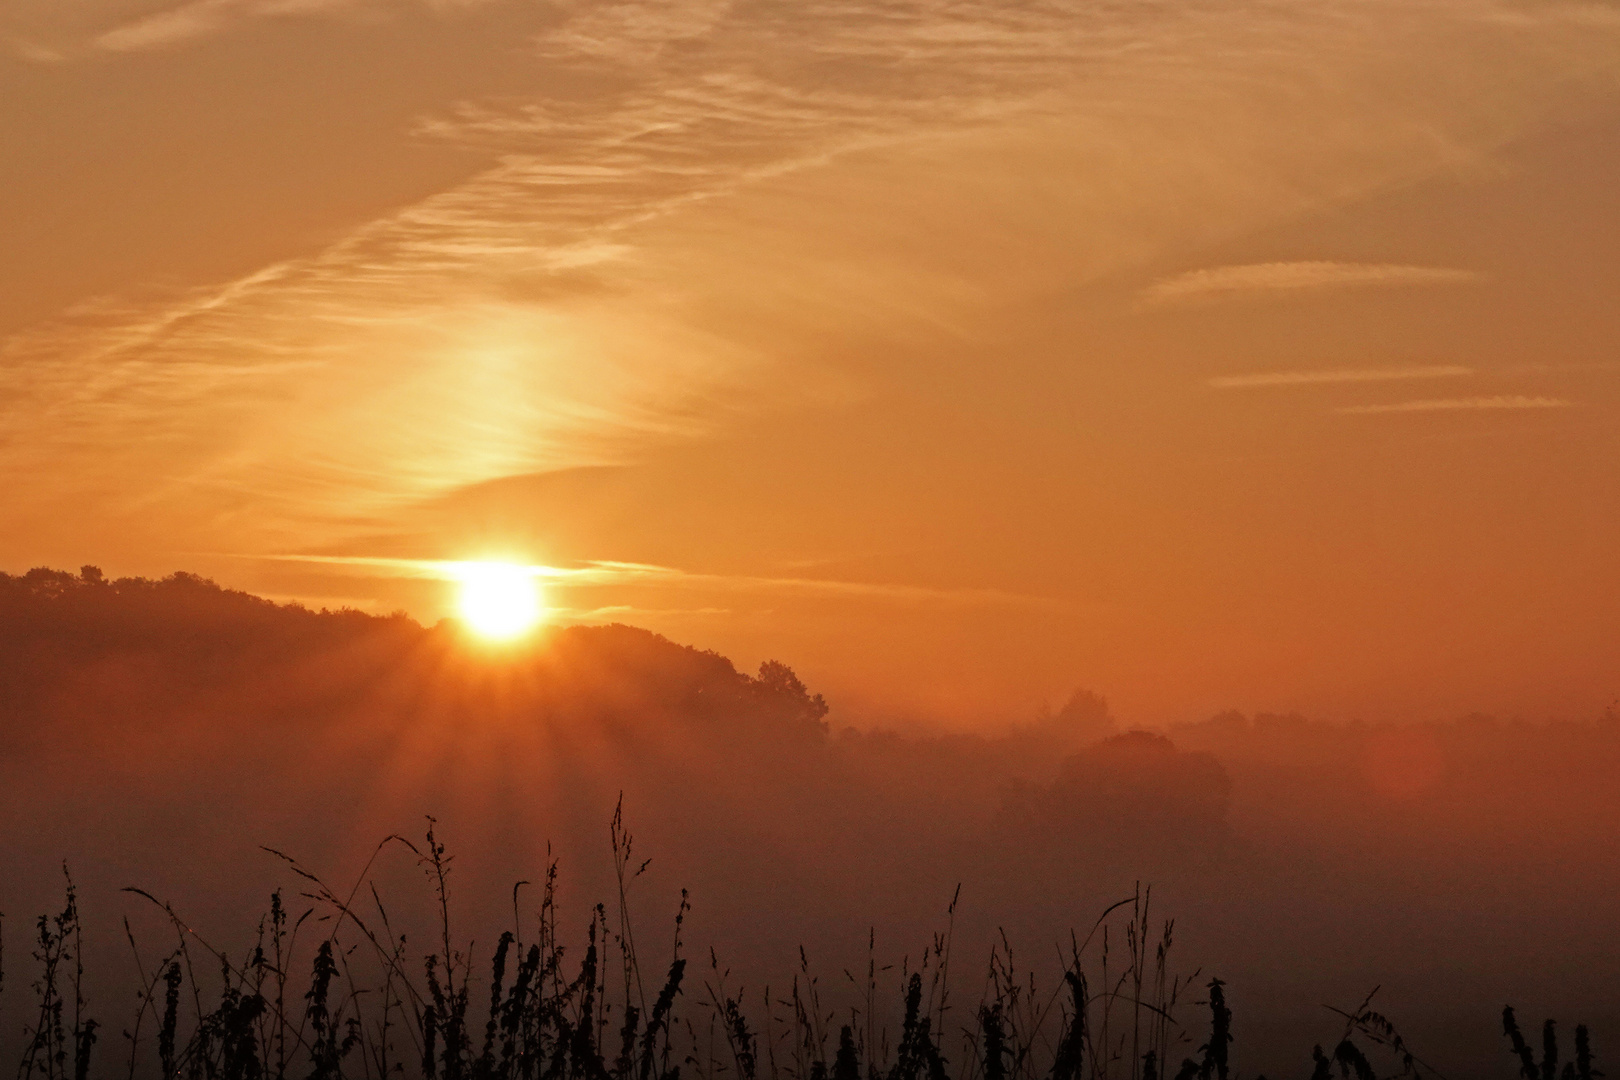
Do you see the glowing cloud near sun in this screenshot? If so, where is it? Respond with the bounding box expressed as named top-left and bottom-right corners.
top-left (454, 562), bottom-right (545, 640)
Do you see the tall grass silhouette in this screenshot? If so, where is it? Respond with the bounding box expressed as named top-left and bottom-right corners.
top-left (1, 814), bottom-right (1598, 1080)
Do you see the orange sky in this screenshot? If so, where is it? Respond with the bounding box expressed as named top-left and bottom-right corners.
top-left (4, 0), bottom-right (1619, 726)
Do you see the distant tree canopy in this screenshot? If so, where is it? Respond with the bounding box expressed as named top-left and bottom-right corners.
top-left (1050, 687), bottom-right (1118, 743)
top-left (754, 658), bottom-right (831, 734)
top-left (0, 565), bottom-right (389, 645)
top-left (1012, 730), bottom-right (1232, 846)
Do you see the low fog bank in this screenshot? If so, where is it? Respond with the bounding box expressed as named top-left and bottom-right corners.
top-left (3, 567), bottom-right (1617, 1077)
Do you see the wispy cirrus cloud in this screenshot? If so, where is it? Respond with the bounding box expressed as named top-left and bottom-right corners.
top-left (93, 0), bottom-right (486, 51)
top-left (11, 0), bottom-right (1231, 550)
top-left (7, 0), bottom-right (1619, 561)
top-left (536, 0), bottom-right (734, 63)
top-left (1210, 365), bottom-right (1473, 389)
top-left (1143, 261), bottom-right (1486, 307)
top-left (96, 0), bottom-right (259, 51)
top-left (1337, 395), bottom-right (1572, 414)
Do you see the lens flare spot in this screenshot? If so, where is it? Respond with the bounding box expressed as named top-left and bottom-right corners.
top-left (455, 562), bottom-right (543, 640)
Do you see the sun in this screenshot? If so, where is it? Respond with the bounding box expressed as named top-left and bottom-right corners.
top-left (454, 562), bottom-right (544, 640)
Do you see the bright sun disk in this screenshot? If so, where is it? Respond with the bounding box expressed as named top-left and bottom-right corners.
top-left (455, 562), bottom-right (544, 640)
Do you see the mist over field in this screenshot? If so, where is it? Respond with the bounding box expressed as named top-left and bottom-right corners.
top-left (4, 567), bottom-right (1616, 1079)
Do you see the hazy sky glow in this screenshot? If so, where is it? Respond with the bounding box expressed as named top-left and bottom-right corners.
top-left (4, 0), bottom-right (1620, 723)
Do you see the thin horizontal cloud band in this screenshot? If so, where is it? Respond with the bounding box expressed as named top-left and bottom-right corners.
top-left (1210, 365), bottom-right (1473, 388)
top-left (241, 554), bottom-right (1061, 609)
top-left (1144, 261), bottom-right (1485, 306)
top-left (1336, 396), bottom-right (1572, 414)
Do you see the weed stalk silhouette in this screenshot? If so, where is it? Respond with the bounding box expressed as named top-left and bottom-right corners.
top-left (0, 827), bottom-right (1600, 1080)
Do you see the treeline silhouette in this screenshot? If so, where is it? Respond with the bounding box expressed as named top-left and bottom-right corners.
top-left (3, 567), bottom-right (1619, 1077)
top-left (0, 567), bottom-right (829, 746)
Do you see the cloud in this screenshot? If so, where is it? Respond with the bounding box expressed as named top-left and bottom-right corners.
top-left (1209, 365), bottom-right (1473, 389)
top-left (93, 0), bottom-right (485, 51)
top-left (537, 0), bottom-right (735, 63)
top-left (8, 0), bottom-right (1620, 560)
top-left (6, 36), bottom-right (65, 62)
top-left (96, 0), bottom-right (247, 51)
top-left (17, 0), bottom-right (1204, 549)
top-left (1337, 395), bottom-right (1572, 414)
top-left (1143, 261), bottom-right (1486, 307)
top-left (248, 554), bottom-right (1059, 609)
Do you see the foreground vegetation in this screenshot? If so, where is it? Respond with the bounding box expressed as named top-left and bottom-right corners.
top-left (2, 815), bottom-right (1601, 1080)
